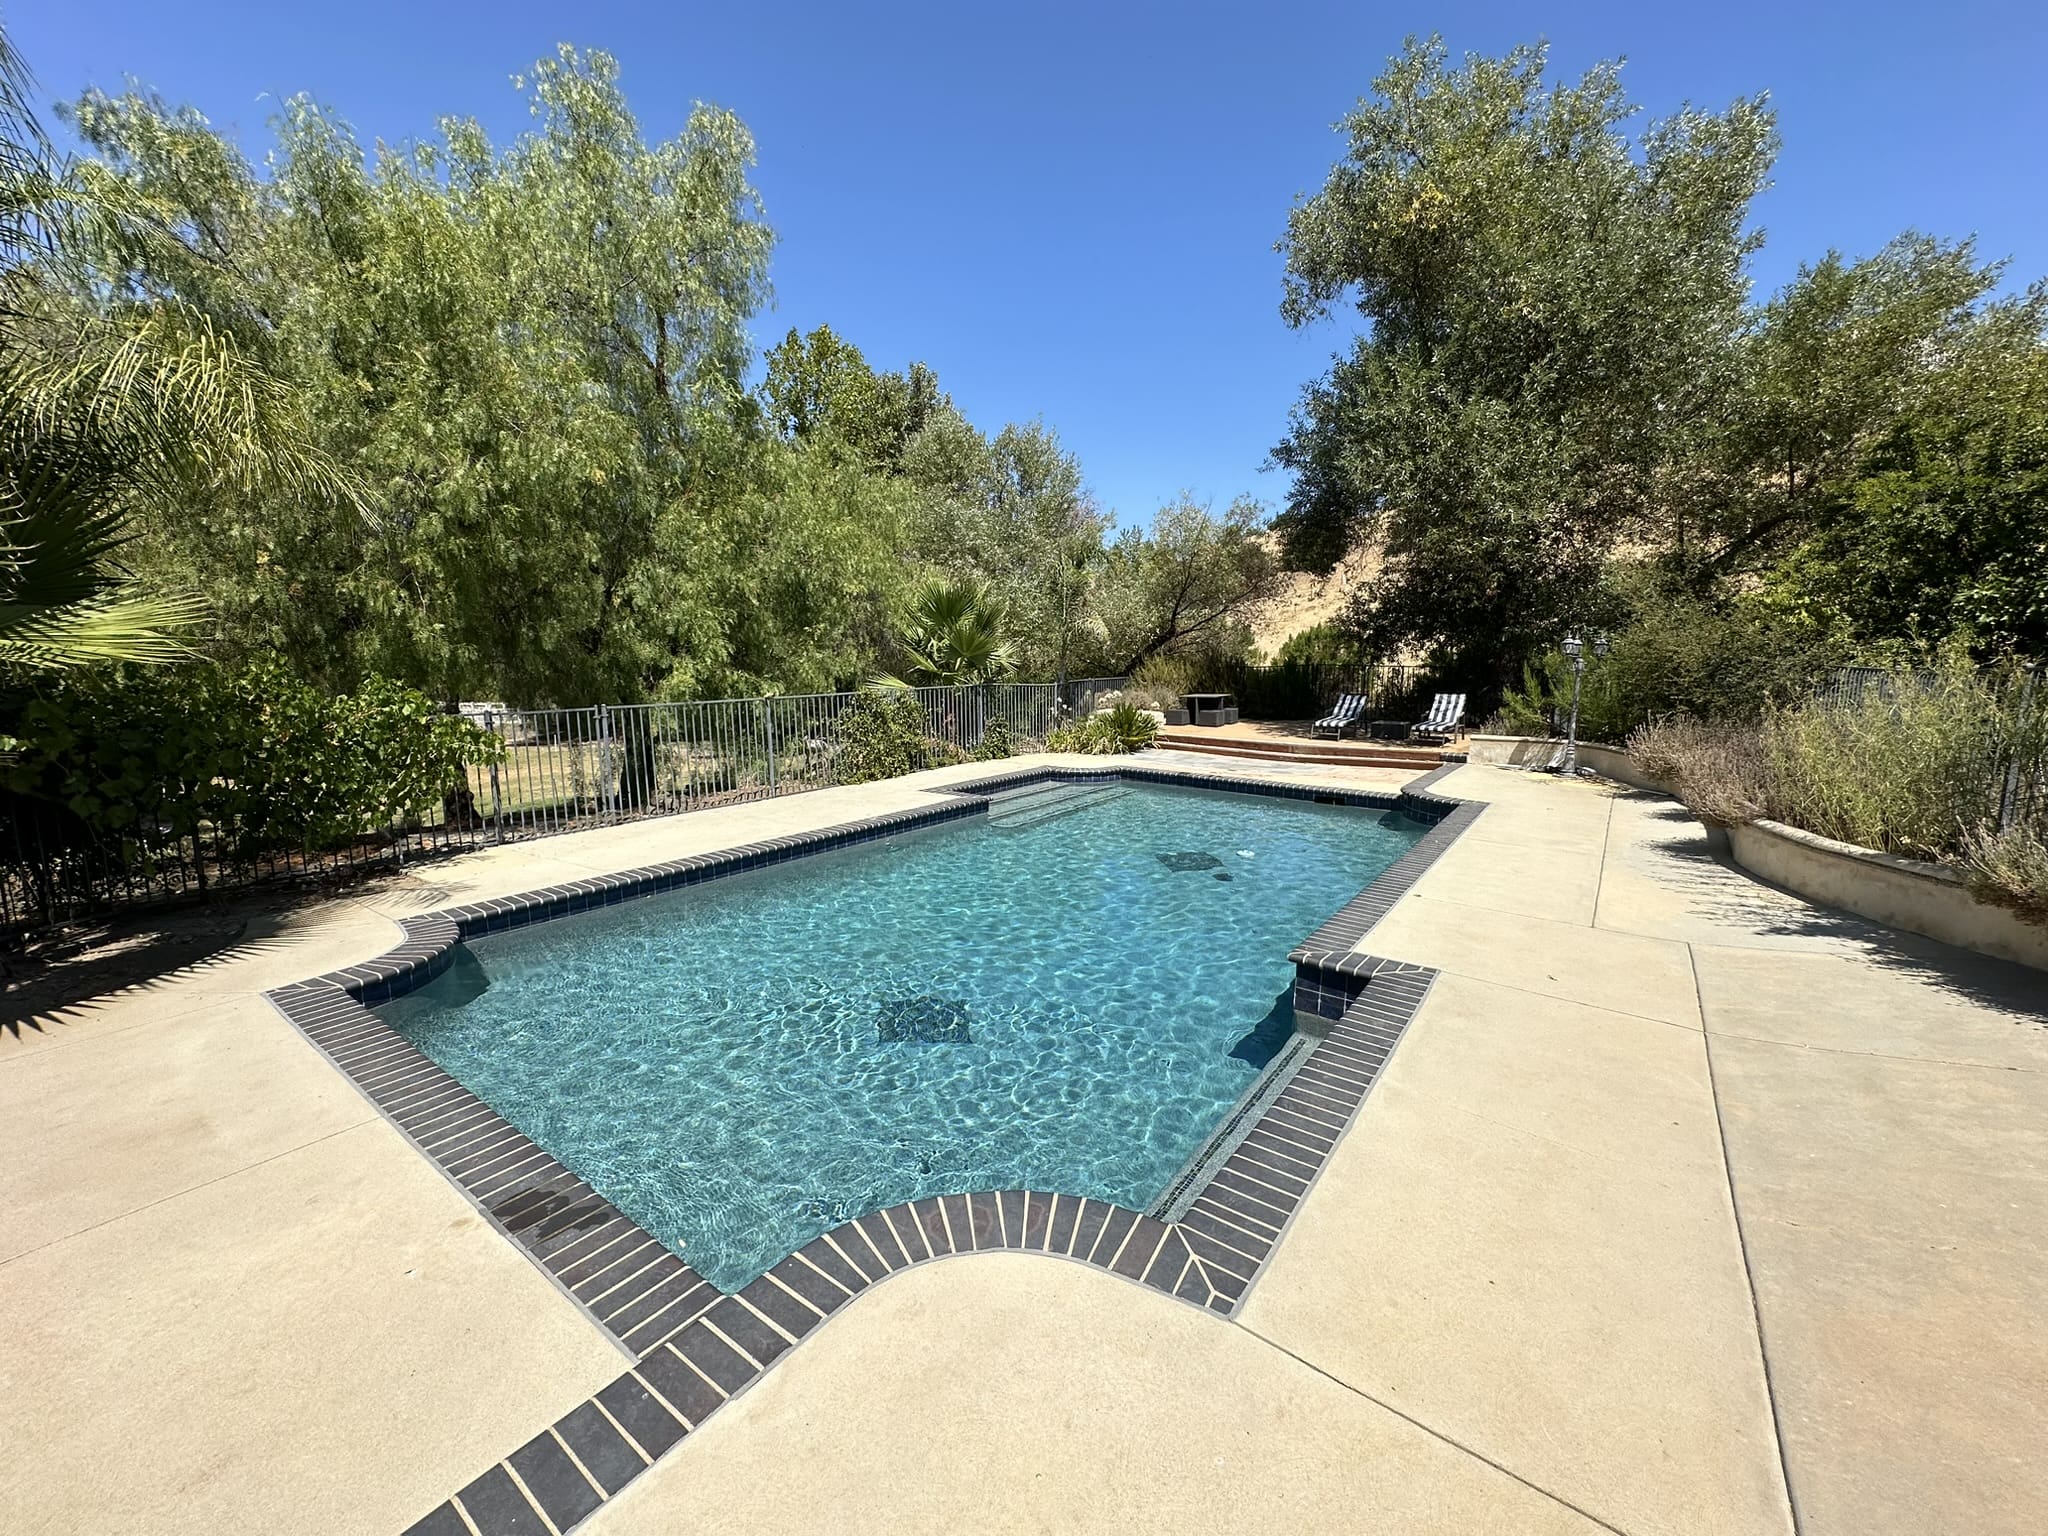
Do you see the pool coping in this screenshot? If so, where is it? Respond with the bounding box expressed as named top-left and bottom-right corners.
top-left (264, 757), bottom-right (1481, 1536)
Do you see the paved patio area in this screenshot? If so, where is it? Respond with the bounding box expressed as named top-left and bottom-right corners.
top-left (3, 755), bottom-right (2042, 1534)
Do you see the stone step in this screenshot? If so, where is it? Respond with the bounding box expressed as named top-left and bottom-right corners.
top-left (1155, 733), bottom-right (1443, 770)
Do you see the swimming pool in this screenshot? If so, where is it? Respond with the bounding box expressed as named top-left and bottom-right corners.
top-left (379, 778), bottom-right (1424, 1290)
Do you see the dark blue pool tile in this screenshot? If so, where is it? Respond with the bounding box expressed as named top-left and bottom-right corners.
top-left (553, 1400), bottom-right (645, 1497)
top-left (505, 1430), bottom-right (602, 1533)
top-left (672, 1321), bottom-right (757, 1395)
top-left (939, 1193), bottom-right (973, 1251)
top-left (638, 1344), bottom-right (724, 1428)
top-left (828, 1221), bottom-right (887, 1281)
top-left (1112, 1214), bottom-right (1170, 1280)
top-left (796, 1236), bottom-right (867, 1295)
top-left (1177, 1208), bottom-right (1270, 1269)
top-left (454, 1464), bottom-right (548, 1535)
top-left (740, 1273), bottom-right (822, 1340)
top-left (1067, 1199), bottom-right (1109, 1261)
top-left (965, 1190), bottom-right (1003, 1250)
top-left (570, 1240), bottom-right (667, 1303)
top-left (597, 1373), bottom-right (686, 1459)
top-left (1046, 1193), bottom-right (1080, 1255)
top-left (996, 1189), bottom-right (1027, 1246)
top-left (911, 1197), bottom-right (953, 1256)
top-left (1019, 1190), bottom-right (1054, 1250)
top-left (603, 1267), bottom-right (708, 1338)
top-left (402, 1502), bottom-right (471, 1536)
top-left (882, 1203), bottom-right (931, 1263)
top-left (706, 1295), bottom-right (791, 1369)
top-left (855, 1211), bottom-right (909, 1270)
top-left (1142, 1226), bottom-right (1193, 1293)
top-left (1088, 1204), bottom-right (1139, 1266)
top-left (769, 1254), bottom-right (848, 1314)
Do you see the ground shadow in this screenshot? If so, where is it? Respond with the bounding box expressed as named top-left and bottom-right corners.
top-left (1620, 791), bottom-right (2048, 1026)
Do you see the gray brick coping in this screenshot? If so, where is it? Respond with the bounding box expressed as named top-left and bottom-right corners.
top-left (260, 756), bottom-right (1482, 1535)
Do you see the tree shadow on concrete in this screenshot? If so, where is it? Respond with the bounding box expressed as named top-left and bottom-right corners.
top-left (1621, 792), bottom-right (2048, 1027)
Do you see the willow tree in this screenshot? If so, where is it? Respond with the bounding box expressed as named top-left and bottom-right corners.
top-left (62, 47), bottom-right (811, 704)
top-left (0, 24), bottom-right (340, 674)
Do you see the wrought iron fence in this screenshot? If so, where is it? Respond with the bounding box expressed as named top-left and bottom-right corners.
top-left (3, 682), bottom-right (1077, 935)
top-left (468, 684), bottom-right (1060, 840)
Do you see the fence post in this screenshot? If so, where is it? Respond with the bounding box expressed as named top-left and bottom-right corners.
top-left (763, 698), bottom-right (777, 790)
top-left (485, 710), bottom-right (505, 844)
top-left (599, 705), bottom-right (617, 823)
top-left (1998, 664), bottom-right (2039, 833)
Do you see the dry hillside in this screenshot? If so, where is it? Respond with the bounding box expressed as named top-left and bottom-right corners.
top-left (1249, 539), bottom-right (1381, 657)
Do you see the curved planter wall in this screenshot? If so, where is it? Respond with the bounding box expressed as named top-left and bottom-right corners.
top-left (1464, 734), bottom-right (1671, 794)
top-left (1465, 735), bottom-right (2045, 973)
top-left (1730, 819), bottom-right (2048, 973)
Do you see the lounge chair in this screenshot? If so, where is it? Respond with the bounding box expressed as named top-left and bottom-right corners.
top-left (1408, 693), bottom-right (1467, 745)
top-left (1312, 693), bottom-right (1366, 739)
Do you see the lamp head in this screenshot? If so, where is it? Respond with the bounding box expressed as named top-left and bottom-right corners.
top-left (1562, 634), bottom-right (1583, 659)
top-left (1593, 635), bottom-right (1610, 658)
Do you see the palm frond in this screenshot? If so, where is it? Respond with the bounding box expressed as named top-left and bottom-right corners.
top-left (0, 583), bottom-right (203, 668)
top-left (0, 451), bottom-right (206, 671)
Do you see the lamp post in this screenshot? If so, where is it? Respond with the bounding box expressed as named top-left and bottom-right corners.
top-left (1560, 633), bottom-right (1609, 777)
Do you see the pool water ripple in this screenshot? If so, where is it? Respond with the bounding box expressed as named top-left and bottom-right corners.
top-left (380, 782), bottom-right (1421, 1290)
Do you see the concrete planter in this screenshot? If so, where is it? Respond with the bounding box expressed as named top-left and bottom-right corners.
top-left (1468, 734), bottom-right (2045, 972)
top-left (1729, 819), bottom-right (2048, 973)
top-left (1465, 734), bottom-right (1672, 794)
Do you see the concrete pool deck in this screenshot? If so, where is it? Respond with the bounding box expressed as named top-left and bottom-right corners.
top-left (3, 755), bottom-right (2043, 1534)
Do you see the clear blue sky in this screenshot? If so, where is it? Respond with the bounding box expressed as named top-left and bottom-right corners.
top-left (15, 1), bottom-right (2048, 526)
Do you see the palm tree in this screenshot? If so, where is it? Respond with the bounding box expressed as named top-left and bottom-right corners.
top-left (871, 577), bottom-right (1017, 688)
top-left (0, 24), bottom-right (353, 672)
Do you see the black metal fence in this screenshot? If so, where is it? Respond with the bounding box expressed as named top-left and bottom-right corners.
top-left (3, 680), bottom-right (1123, 936)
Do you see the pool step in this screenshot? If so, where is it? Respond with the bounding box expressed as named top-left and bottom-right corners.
top-left (1155, 732), bottom-right (1445, 769)
top-left (985, 782), bottom-right (1130, 831)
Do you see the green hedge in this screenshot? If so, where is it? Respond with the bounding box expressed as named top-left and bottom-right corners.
top-left (3, 660), bottom-right (502, 865)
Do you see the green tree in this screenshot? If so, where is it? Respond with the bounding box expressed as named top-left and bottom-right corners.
top-left (1094, 496), bottom-right (1280, 674)
top-left (62, 47), bottom-right (781, 704)
top-left (0, 25), bottom-right (340, 674)
top-left (1271, 36), bottom-right (1776, 690)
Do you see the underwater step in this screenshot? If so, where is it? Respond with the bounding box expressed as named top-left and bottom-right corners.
top-left (984, 784), bottom-right (1132, 831)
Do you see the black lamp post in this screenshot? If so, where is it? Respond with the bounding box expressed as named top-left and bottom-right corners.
top-left (1561, 632), bottom-right (1609, 776)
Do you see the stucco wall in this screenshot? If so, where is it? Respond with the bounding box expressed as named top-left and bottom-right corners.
top-left (1465, 735), bottom-right (1670, 794)
top-left (1466, 735), bottom-right (2046, 973)
top-left (1730, 819), bottom-right (2048, 973)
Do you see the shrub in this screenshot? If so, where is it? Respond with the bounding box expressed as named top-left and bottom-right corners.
top-left (1123, 654), bottom-right (1202, 712)
top-left (1961, 822), bottom-right (2048, 926)
top-left (1626, 717), bottom-right (1768, 827)
top-left (1626, 657), bottom-right (2047, 925)
top-left (1759, 659), bottom-right (2006, 861)
top-left (835, 687), bottom-right (933, 783)
top-left (975, 714), bottom-right (1014, 761)
top-left (2, 660), bottom-right (502, 868)
top-left (1048, 702), bottom-right (1158, 755)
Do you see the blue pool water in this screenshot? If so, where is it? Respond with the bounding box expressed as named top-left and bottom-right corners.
top-left (380, 779), bottom-right (1422, 1289)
